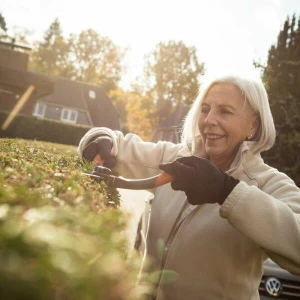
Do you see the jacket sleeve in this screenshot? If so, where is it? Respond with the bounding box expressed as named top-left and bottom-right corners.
top-left (220, 168), bottom-right (300, 276)
top-left (77, 127), bottom-right (190, 179)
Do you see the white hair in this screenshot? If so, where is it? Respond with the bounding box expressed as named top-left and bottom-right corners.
top-left (181, 74), bottom-right (276, 155)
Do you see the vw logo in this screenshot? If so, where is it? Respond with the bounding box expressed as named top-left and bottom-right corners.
top-left (265, 277), bottom-right (282, 296)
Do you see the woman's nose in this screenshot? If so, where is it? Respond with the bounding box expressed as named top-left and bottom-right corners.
top-left (204, 110), bottom-right (218, 125)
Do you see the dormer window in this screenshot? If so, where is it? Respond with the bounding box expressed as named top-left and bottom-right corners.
top-left (61, 108), bottom-right (78, 123)
top-left (89, 90), bottom-right (96, 99)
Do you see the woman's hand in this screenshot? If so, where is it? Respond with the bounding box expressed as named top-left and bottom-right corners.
top-left (159, 156), bottom-right (239, 205)
top-left (82, 136), bottom-right (117, 169)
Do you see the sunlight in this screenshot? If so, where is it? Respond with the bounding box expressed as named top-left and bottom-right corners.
top-left (1, 0), bottom-right (300, 89)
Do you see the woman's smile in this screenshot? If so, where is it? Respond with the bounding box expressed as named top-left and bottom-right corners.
top-left (205, 133), bottom-right (225, 140)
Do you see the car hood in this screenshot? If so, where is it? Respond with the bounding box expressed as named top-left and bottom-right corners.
top-left (264, 259), bottom-right (300, 282)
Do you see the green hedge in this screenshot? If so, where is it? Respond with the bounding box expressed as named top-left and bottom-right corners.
top-left (0, 111), bottom-right (91, 146)
top-left (0, 138), bottom-right (148, 299)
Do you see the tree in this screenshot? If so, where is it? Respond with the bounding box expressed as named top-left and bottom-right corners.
top-left (108, 88), bottom-right (130, 132)
top-left (10, 26), bottom-right (33, 46)
top-left (29, 21), bottom-right (125, 92)
top-left (263, 15), bottom-right (300, 129)
top-left (143, 41), bottom-right (204, 121)
top-left (109, 88), bottom-right (156, 139)
top-left (260, 14), bottom-right (300, 186)
top-left (0, 12), bottom-right (31, 47)
top-left (125, 92), bottom-right (156, 140)
top-left (68, 29), bottom-right (125, 91)
top-left (0, 12), bottom-right (7, 34)
top-left (29, 18), bottom-right (74, 78)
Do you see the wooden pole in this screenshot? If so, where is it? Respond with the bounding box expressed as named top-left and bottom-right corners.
top-left (1, 84), bottom-right (35, 131)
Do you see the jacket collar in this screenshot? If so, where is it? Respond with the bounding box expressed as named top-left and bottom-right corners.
top-left (228, 141), bottom-right (260, 173)
top-left (193, 137), bottom-right (258, 173)
top-left (226, 142), bottom-right (249, 173)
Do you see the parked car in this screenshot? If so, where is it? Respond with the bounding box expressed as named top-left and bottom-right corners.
top-left (259, 258), bottom-right (300, 299)
top-left (134, 196), bottom-right (300, 299)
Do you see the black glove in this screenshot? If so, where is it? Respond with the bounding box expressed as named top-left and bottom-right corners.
top-left (82, 136), bottom-right (117, 169)
top-left (159, 156), bottom-right (239, 205)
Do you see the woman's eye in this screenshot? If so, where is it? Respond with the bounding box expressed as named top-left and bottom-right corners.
top-left (221, 109), bottom-right (232, 114)
top-left (201, 107), bottom-right (209, 113)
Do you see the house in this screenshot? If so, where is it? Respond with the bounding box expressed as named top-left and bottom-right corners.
top-left (0, 65), bottom-right (54, 113)
top-left (0, 41), bottom-right (120, 130)
top-left (150, 103), bottom-right (190, 143)
top-left (0, 41), bottom-right (54, 116)
top-left (33, 77), bottom-right (120, 130)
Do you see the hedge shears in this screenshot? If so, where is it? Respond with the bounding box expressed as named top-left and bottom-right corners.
top-left (82, 164), bottom-right (174, 190)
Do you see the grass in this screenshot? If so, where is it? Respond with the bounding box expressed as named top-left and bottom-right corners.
top-left (0, 138), bottom-right (147, 300)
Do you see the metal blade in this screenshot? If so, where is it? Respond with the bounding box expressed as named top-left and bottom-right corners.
top-left (81, 172), bottom-right (107, 180)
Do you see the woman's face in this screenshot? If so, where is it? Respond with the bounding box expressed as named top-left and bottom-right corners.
top-left (198, 83), bottom-right (258, 169)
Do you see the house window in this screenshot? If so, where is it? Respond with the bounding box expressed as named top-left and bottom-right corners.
top-left (61, 108), bottom-right (78, 123)
top-left (89, 90), bottom-right (96, 99)
top-left (33, 102), bottom-right (46, 117)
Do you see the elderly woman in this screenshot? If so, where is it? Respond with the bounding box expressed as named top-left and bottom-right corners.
top-left (77, 75), bottom-right (300, 300)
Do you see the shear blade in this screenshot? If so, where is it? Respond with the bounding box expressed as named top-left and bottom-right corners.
top-left (81, 172), bottom-right (106, 180)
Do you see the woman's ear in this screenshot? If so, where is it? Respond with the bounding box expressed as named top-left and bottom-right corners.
top-left (249, 115), bottom-right (260, 138)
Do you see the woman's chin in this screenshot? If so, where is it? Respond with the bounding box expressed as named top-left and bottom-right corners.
top-left (205, 145), bottom-right (223, 157)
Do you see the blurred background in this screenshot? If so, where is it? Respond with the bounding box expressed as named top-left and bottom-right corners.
top-left (1, 2), bottom-right (300, 299)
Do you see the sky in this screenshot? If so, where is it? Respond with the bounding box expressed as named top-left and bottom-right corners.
top-left (2, 0), bottom-right (300, 89)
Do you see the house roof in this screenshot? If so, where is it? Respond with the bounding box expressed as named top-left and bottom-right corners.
top-left (0, 66), bottom-right (55, 98)
top-left (0, 40), bottom-right (32, 51)
top-left (43, 77), bottom-right (89, 110)
top-left (39, 76), bottom-right (120, 130)
top-left (159, 103), bottom-right (190, 128)
top-left (150, 103), bottom-right (190, 143)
